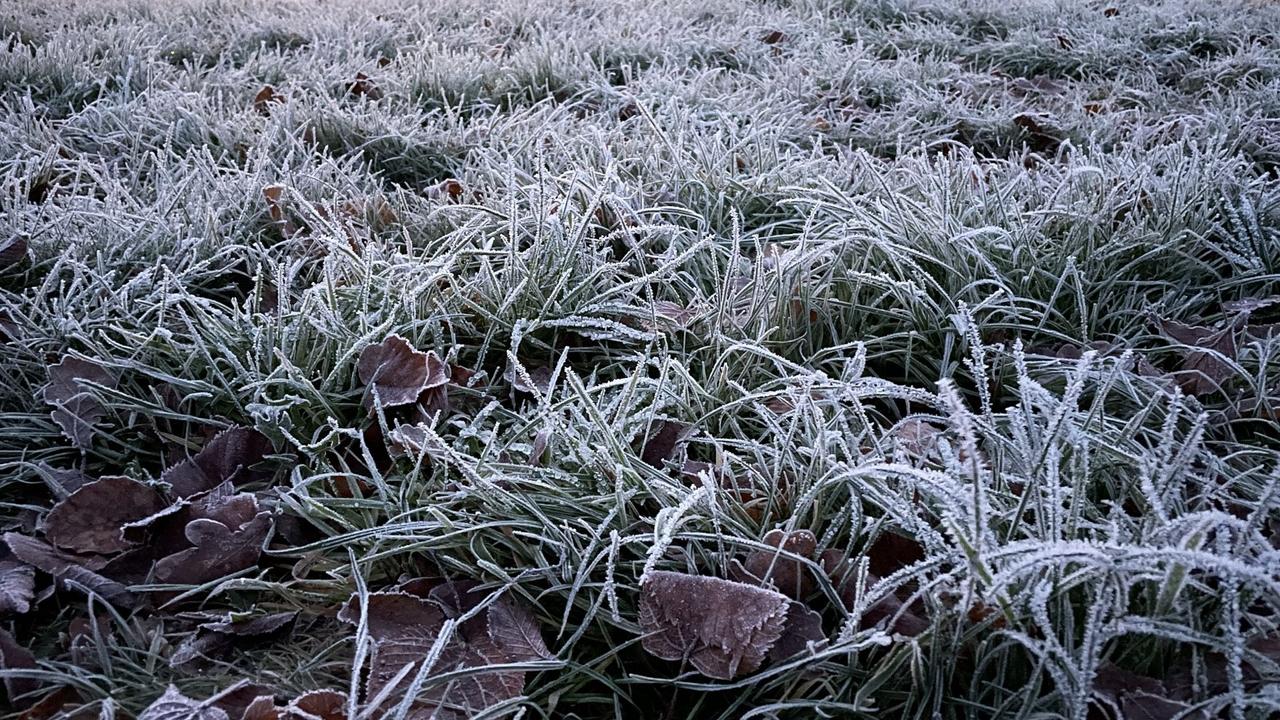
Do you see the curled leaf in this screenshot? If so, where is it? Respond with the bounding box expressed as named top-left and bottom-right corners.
top-left (1155, 317), bottom-right (1239, 396)
top-left (357, 335), bottom-right (448, 410)
top-left (44, 476), bottom-right (165, 554)
top-left (638, 570), bottom-right (789, 680)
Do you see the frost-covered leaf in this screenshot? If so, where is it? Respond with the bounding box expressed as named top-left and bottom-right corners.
top-left (338, 586), bottom-right (546, 718)
top-left (252, 85), bottom-right (284, 115)
top-left (767, 600), bottom-right (825, 662)
top-left (3, 533), bottom-right (135, 608)
top-left (44, 476), bottom-right (165, 554)
top-left (486, 596), bottom-right (552, 662)
top-left (504, 362), bottom-right (551, 395)
top-left (162, 427), bottom-right (273, 499)
top-left (154, 513), bottom-right (272, 585)
top-left (0, 233), bottom-right (27, 267)
top-left (734, 529), bottom-right (817, 599)
top-left (0, 561), bottom-right (34, 614)
top-left (865, 530), bottom-right (925, 578)
top-left (41, 357), bottom-right (116, 450)
top-left (139, 686), bottom-right (230, 720)
top-left (282, 689), bottom-right (346, 720)
top-left (1156, 318), bottom-right (1239, 396)
top-left (357, 335), bottom-right (447, 410)
top-left (639, 420), bottom-right (692, 469)
top-left (171, 612), bottom-right (297, 667)
top-left (638, 570), bottom-right (789, 679)
top-left (0, 626), bottom-right (37, 702)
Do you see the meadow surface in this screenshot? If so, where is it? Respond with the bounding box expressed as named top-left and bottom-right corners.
top-left (1, 0), bottom-right (1280, 718)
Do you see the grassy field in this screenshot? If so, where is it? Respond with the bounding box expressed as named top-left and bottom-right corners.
top-left (2, 0), bottom-right (1279, 717)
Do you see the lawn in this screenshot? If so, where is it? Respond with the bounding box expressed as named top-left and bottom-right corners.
top-left (1, 0), bottom-right (1279, 718)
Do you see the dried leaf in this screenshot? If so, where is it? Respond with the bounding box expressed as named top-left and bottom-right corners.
top-left (348, 72), bottom-right (383, 100)
top-left (639, 420), bottom-right (692, 469)
top-left (767, 600), bottom-right (825, 662)
top-left (139, 686), bottom-right (230, 720)
top-left (35, 463), bottom-right (91, 498)
top-left (338, 587), bottom-right (545, 718)
top-left (1, 234), bottom-right (27, 267)
top-left (252, 85), bottom-right (284, 115)
top-left (171, 612), bottom-right (297, 667)
top-left (3, 533), bottom-right (135, 608)
top-left (504, 363), bottom-right (552, 395)
top-left (262, 185), bottom-right (298, 238)
top-left (866, 530), bottom-right (925, 578)
top-left (282, 690), bottom-right (346, 720)
top-left (41, 357), bottom-right (116, 450)
top-left (760, 30), bottom-right (785, 44)
top-left (44, 476), bottom-right (165, 554)
top-left (1156, 318), bottom-right (1238, 395)
top-left (357, 335), bottom-right (447, 410)
top-left (161, 427), bottom-right (273, 499)
top-left (735, 529), bottom-right (817, 599)
top-left (0, 627), bottom-right (38, 703)
top-left (210, 685), bottom-right (276, 720)
top-left (154, 512), bottom-right (272, 585)
top-left (0, 561), bottom-right (34, 614)
top-left (486, 597), bottom-right (552, 662)
top-left (638, 570), bottom-right (789, 679)
top-left (240, 696), bottom-right (279, 720)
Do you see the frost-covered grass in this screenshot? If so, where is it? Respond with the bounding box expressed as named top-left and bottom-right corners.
top-left (1, 0), bottom-right (1279, 717)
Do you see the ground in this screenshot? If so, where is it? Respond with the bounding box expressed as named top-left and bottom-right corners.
top-left (1, 0), bottom-right (1279, 718)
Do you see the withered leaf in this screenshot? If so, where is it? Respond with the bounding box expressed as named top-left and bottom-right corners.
top-left (162, 427), bottom-right (273, 499)
top-left (240, 696), bottom-right (279, 720)
top-left (639, 420), bottom-right (692, 469)
top-left (3, 533), bottom-right (134, 608)
top-left (171, 612), bottom-right (297, 667)
top-left (0, 234), bottom-right (27, 267)
top-left (139, 686), bottom-right (230, 720)
top-left (1092, 663), bottom-right (1207, 719)
top-left (767, 600), bottom-right (825, 662)
top-left (44, 476), bottom-right (165, 554)
top-left (486, 596), bottom-right (553, 662)
top-left (0, 627), bottom-right (38, 702)
top-left (357, 335), bottom-right (447, 410)
top-left (338, 587), bottom-right (546, 718)
top-left (638, 570), bottom-right (789, 680)
top-left (348, 72), bottom-right (383, 100)
top-left (504, 362), bottom-right (552, 396)
top-left (819, 549), bottom-right (927, 636)
top-left (209, 684), bottom-right (275, 720)
top-left (252, 85), bottom-right (284, 115)
top-left (1156, 318), bottom-right (1238, 395)
top-left (35, 462), bottom-right (91, 498)
top-left (262, 185), bottom-right (298, 238)
top-left (0, 561), bottom-right (34, 614)
top-left (41, 357), bottom-right (116, 450)
top-left (734, 529), bottom-right (818, 599)
top-left (866, 530), bottom-right (925, 578)
top-left (282, 690), bottom-right (346, 720)
top-left (760, 30), bottom-right (785, 44)
top-left (154, 512), bottom-right (272, 585)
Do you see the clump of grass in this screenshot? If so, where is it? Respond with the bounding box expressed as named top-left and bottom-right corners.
top-left (1, 0), bottom-right (1278, 718)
